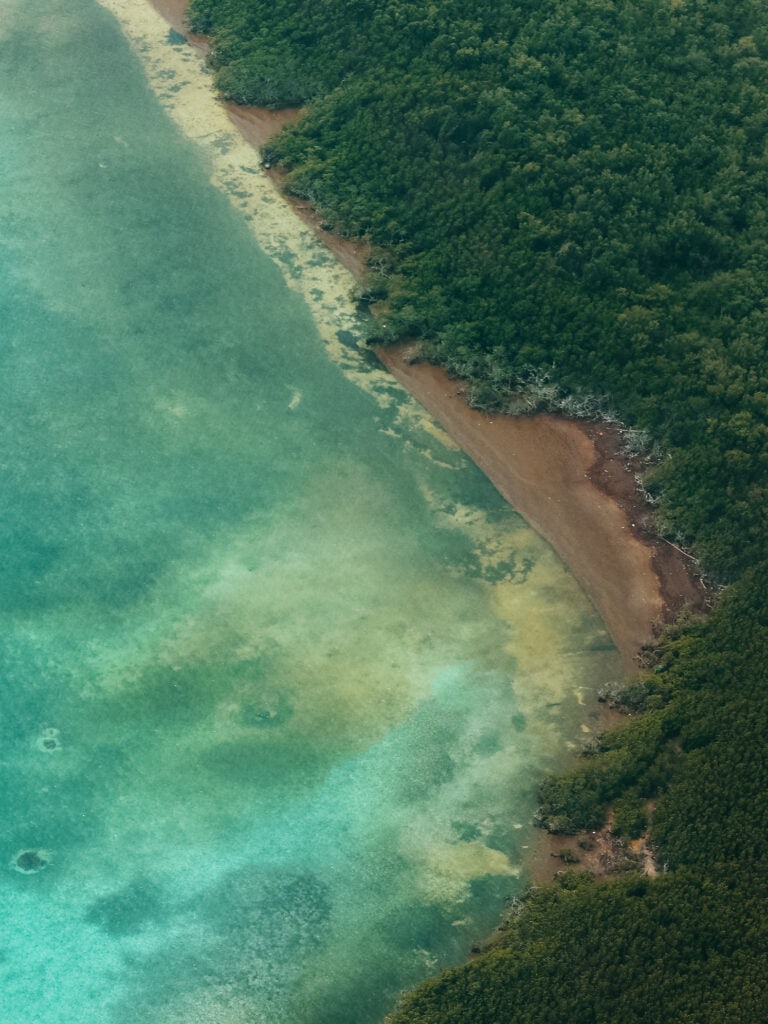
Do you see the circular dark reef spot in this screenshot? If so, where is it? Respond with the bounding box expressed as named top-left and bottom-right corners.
top-left (12, 849), bottom-right (50, 874)
top-left (36, 727), bottom-right (62, 753)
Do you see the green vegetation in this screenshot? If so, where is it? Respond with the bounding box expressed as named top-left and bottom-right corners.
top-left (389, 867), bottom-right (768, 1024)
top-left (187, 0), bottom-right (768, 1019)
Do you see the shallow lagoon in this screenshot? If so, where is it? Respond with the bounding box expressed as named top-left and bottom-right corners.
top-left (0, 1), bottom-right (620, 1020)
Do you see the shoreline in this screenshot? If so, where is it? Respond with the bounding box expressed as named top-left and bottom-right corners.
top-left (375, 348), bottom-right (708, 674)
top-left (146, 0), bottom-right (706, 888)
top-left (149, 0), bottom-right (372, 280)
top-left (151, 0), bottom-right (707, 666)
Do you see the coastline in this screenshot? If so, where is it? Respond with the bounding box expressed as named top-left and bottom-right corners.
top-left (145, 0), bottom-right (706, 887)
top-left (152, 0), bottom-right (706, 668)
top-left (149, 0), bottom-right (372, 281)
top-left (375, 348), bottom-right (707, 673)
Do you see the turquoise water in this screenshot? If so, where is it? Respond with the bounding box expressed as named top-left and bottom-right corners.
top-left (0, 1), bottom-right (620, 1021)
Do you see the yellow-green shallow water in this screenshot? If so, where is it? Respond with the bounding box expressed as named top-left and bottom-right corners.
top-left (0, 1), bottom-right (620, 1020)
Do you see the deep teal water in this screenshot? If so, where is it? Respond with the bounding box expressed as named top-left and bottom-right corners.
top-left (0, 1), bottom-right (620, 1021)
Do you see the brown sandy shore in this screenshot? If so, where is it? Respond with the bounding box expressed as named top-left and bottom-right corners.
top-left (149, 0), bottom-right (706, 887)
top-left (376, 348), bottom-right (707, 674)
